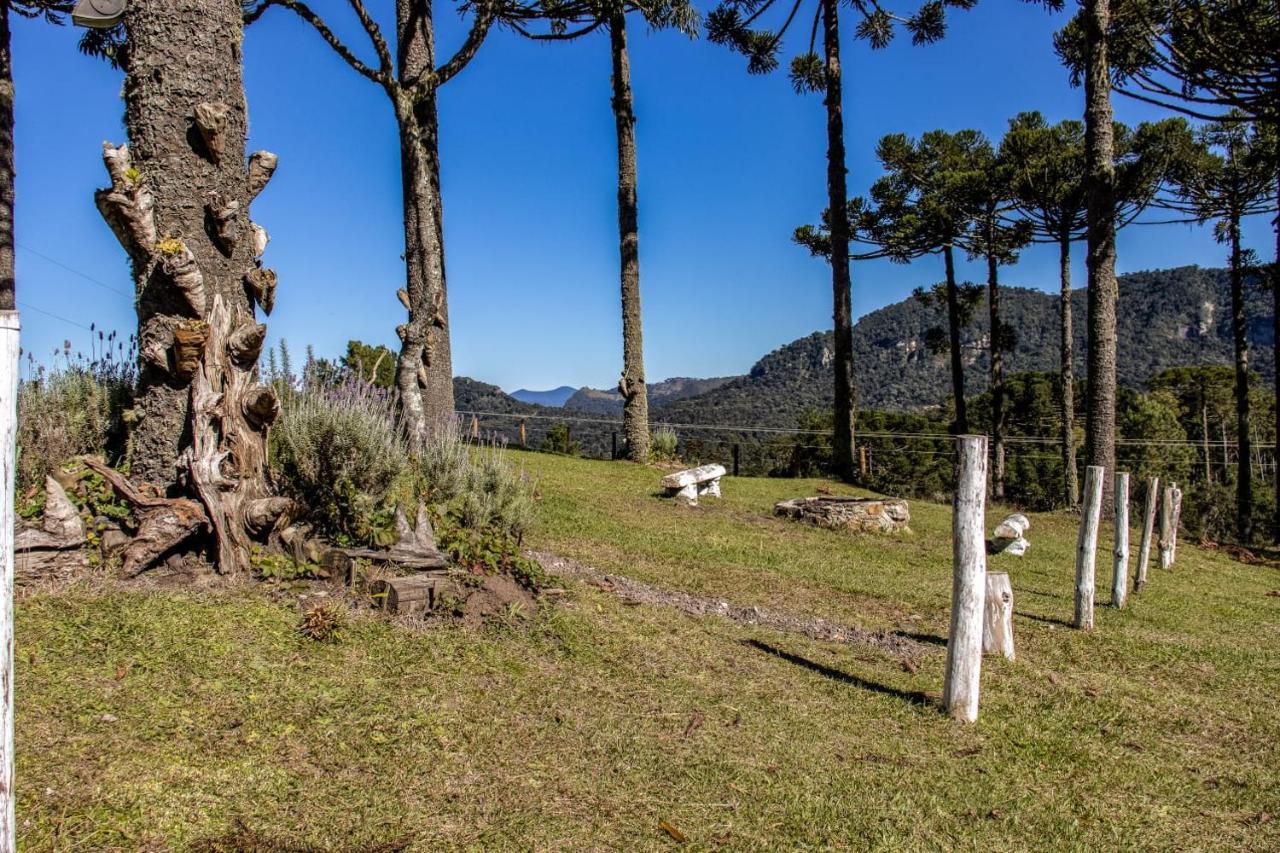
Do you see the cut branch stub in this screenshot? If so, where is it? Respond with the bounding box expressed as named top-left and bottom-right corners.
top-left (245, 496), bottom-right (293, 535)
top-left (242, 385), bottom-right (280, 429)
top-left (226, 322), bottom-right (267, 368)
top-left (246, 150), bottom-right (278, 203)
top-left (204, 191), bottom-right (240, 254)
top-left (244, 268), bottom-right (277, 315)
top-left (250, 222), bottom-right (269, 258)
top-left (171, 320), bottom-right (209, 379)
top-left (157, 239), bottom-right (206, 314)
top-left (95, 143), bottom-right (157, 261)
top-left (193, 101), bottom-right (230, 163)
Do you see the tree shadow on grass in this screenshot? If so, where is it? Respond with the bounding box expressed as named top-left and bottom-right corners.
top-left (743, 639), bottom-right (938, 710)
top-left (894, 630), bottom-right (947, 647)
top-left (1014, 611), bottom-right (1074, 628)
top-left (1017, 587), bottom-right (1068, 601)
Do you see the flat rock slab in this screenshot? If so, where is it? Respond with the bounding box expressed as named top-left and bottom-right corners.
top-left (774, 496), bottom-right (910, 533)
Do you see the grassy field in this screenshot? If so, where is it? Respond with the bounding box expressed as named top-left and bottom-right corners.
top-left (16, 450), bottom-right (1280, 850)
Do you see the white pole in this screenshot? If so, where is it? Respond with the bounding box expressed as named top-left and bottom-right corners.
top-left (1159, 485), bottom-right (1175, 570)
top-left (1074, 465), bottom-right (1104, 630)
top-left (0, 309), bottom-right (19, 851)
top-left (944, 435), bottom-right (987, 722)
top-left (1135, 476), bottom-right (1158, 593)
top-left (1111, 472), bottom-right (1130, 609)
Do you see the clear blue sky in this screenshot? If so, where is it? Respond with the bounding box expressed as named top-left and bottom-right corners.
top-left (10, 2), bottom-right (1274, 391)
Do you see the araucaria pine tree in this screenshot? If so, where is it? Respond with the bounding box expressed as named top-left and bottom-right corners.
top-left (501, 0), bottom-right (698, 464)
top-left (93, 0), bottom-right (289, 574)
top-left (706, 0), bottom-right (977, 481)
top-left (1161, 117), bottom-right (1276, 541)
top-left (247, 0), bottom-right (499, 445)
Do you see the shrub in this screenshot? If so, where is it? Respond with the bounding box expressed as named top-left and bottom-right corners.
top-left (16, 347), bottom-right (134, 492)
top-left (270, 375), bottom-right (410, 545)
top-left (539, 423), bottom-right (579, 456)
top-left (650, 426), bottom-right (679, 462)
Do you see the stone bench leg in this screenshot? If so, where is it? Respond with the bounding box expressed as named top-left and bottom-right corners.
top-left (700, 477), bottom-right (721, 499)
top-left (676, 483), bottom-right (699, 505)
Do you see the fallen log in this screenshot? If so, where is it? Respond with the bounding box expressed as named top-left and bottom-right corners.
top-left (369, 575), bottom-right (443, 616)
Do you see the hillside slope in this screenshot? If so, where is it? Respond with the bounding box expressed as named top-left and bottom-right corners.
top-left (564, 376), bottom-right (738, 415)
top-left (654, 266), bottom-right (1273, 428)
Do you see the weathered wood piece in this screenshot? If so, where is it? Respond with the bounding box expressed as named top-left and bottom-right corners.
top-left (662, 464), bottom-right (726, 506)
top-left (1074, 465), bottom-right (1104, 631)
top-left (982, 571), bottom-right (1015, 660)
top-left (370, 575), bottom-right (442, 616)
top-left (1112, 472), bottom-right (1130, 609)
top-left (774, 496), bottom-right (910, 533)
top-left (13, 477), bottom-right (85, 553)
top-left (1169, 484), bottom-right (1183, 566)
top-left (1158, 485), bottom-right (1175, 570)
top-left (1, 310), bottom-right (19, 844)
top-left (1134, 476), bottom-right (1159, 592)
top-left (323, 504), bottom-right (446, 585)
top-left (988, 512), bottom-right (1030, 556)
top-left (944, 435), bottom-right (987, 723)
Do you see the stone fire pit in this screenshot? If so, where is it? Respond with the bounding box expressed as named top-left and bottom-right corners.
top-left (774, 496), bottom-right (910, 533)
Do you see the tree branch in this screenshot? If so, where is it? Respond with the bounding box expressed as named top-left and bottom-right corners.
top-left (245, 0), bottom-right (391, 86)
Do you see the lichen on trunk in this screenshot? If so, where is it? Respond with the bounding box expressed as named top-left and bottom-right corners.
top-left (95, 0), bottom-right (286, 573)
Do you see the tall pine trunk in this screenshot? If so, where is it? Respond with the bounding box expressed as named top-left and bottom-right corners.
top-left (1272, 171), bottom-right (1279, 542)
top-left (393, 0), bottom-right (454, 445)
top-left (609, 13), bottom-right (650, 462)
top-left (986, 225), bottom-right (1004, 500)
top-left (1229, 209), bottom-right (1252, 541)
top-left (822, 0), bottom-right (855, 480)
top-left (1059, 229), bottom-right (1078, 507)
top-left (98, 0), bottom-right (284, 572)
top-left (944, 242), bottom-right (968, 434)
top-left (1082, 0), bottom-right (1118, 508)
top-left (0, 3), bottom-right (13, 312)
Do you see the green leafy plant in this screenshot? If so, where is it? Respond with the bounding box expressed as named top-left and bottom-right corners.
top-left (251, 548), bottom-right (327, 582)
top-left (650, 426), bottom-right (679, 462)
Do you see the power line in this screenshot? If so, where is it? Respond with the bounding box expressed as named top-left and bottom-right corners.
top-left (15, 300), bottom-right (93, 331)
top-left (16, 242), bottom-right (133, 298)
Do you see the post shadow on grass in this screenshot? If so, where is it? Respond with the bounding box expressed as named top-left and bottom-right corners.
top-left (743, 639), bottom-right (936, 710)
top-left (1014, 611), bottom-right (1075, 628)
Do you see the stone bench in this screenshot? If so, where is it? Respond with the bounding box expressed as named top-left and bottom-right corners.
top-left (661, 464), bottom-right (726, 506)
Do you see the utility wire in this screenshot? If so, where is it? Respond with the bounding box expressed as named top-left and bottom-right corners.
top-left (16, 242), bottom-right (133, 298)
top-left (15, 300), bottom-right (94, 331)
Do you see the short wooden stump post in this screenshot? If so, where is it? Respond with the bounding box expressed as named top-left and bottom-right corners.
top-left (1074, 465), bottom-right (1104, 630)
top-left (982, 571), bottom-right (1015, 660)
top-left (1158, 485), bottom-right (1175, 570)
top-left (944, 435), bottom-right (987, 722)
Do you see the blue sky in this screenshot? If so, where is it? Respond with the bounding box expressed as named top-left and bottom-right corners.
top-left (10, 2), bottom-right (1274, 391)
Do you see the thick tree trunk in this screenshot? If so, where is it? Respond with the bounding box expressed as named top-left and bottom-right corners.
top-left (1273, 172), bottom-right (1279, 542)
top-left (1059, 230), bottom-right (1078, 507)
top-left (1201, 389), bottom-right (1212, 484)
top-left (609, 14), bottom-right (649, 463)
top-left (99, 0), bottom-right (283, 572)
top-left (1083, 0), bottom-right (1118, 509)
top-left (1229, 212), bottom-right (1252, 541)
top-left (944, 243), bottom-right (968, 435)
top-left (986, 231), bottom-right (1004, 500)
top-left (822, 0), bottom-right (855, 481)
top-left (0, 4), bottom-right (13, 312)
top-left (393, 0), bottom-right (454, 445)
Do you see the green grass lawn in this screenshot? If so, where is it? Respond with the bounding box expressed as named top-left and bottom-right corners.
top-left (16, 450), bottom-right (1280, 850)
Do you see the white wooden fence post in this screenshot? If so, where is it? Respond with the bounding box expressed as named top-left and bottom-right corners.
top-left (0, 310), bottom-right (20, 851)
top-left (1074, 465), bottom-right (1104, 630)
top-left (1169, 484), bottom-right (1183, 566)
top-left (1112, 472), bottom-right (1130, 609)
top-left (1135, 476), bottom-right (1159, 593)
top-left (944, 435), bottom-right (987, 722)
top-left (1159, 485), bottom-right (1175, 570)
top-left (982, 571), bottom-right (1015, 660)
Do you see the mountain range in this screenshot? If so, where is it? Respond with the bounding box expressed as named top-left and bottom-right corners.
top-left (462, 266), bottom-right (1273, 436)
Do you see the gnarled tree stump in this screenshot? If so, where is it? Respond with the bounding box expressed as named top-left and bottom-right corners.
top-left (774, 496), bottom-right (910, 533)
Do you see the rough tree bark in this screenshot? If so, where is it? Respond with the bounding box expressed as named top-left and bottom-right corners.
top-left (1059, 228), bottom-right (1078, 507)
top-left (822, 0), bottom-right (856, 481)
top-left (0, 5), bottom-right (13, 312)
top-left (392, 0), bottom-right (454, 445)
top-left (986, 230), bottom-right (1005, 500)
top-left (1228, 206), bottom-right (1251, 541)
top-left (944, 243), bottom-right (968, 435)
top-left (96, 0), bottom-right (285, 573)
top-left (1083, 0), bottom-right (1118, 509)
top-left (610, 12), bottom-right (650, 463)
